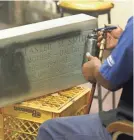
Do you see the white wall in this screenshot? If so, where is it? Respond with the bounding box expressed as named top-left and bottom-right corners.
top-left (98, 0), bottom-right (133, 29)
top-left (26, 0), bottom-right (133, 28)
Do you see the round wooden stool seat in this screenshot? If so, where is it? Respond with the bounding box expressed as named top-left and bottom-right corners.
top-left (58, 1), bottom-right (114, 12)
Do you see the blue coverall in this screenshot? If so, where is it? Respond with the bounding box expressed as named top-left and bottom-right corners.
top-left (37, 17), bottom-right (133, 140)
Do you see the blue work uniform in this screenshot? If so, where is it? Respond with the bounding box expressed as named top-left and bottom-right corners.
top-left (99, 16), bottom-right (133, 127)
top-left (37, 17), bottom-right (133, 140)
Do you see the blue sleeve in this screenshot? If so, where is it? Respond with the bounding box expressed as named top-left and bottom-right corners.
top-left (99, 16), bottom-right (133, 89)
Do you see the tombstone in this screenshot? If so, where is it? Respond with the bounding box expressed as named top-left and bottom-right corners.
top-left (0, 14), bottom-right (97, 107)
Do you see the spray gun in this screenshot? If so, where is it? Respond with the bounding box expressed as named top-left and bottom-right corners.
top-left (86, 25), bottom-right (117, 113)
top-left (86, 25), bottom-right (117, 58)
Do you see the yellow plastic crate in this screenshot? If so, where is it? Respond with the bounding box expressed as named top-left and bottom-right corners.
top-left (1, 86), bottom-right (91, 140)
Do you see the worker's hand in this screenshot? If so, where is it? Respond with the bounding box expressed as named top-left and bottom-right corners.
top-left (82, 54), bottom-right (101, 83)
top-left (97, 26), bottom-right (123, 49)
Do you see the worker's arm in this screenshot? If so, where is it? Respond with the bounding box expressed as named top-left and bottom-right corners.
top-left (82, 16), bottom-right (133, 91)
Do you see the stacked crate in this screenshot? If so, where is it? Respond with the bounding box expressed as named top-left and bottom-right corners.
top-left (0, 86), bottom-right (91, 140)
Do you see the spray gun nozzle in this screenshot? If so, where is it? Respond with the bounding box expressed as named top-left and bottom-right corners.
top-left (93, 26), bottom-right (117, 33)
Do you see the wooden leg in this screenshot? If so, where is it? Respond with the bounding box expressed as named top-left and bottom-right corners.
top-left (97, 83), bottom-right (103, 112)
top-left (60, 8), bottom-right (64, 17)
top-left (108, 11), bottom-right (111, 24)
top-left (55, 1), bottom-right (60, 13)
top-left (112, 92), bottom-right (116, 109)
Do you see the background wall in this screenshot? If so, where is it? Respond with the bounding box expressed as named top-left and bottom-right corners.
top-left (98, 0), bottom-right (133, 29)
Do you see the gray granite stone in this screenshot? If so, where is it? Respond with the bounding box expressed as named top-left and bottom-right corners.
top-left (0, 14), bottom-right (97, 107)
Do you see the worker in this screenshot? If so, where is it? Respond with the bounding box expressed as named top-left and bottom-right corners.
top-left (37, 16), bottom-right (133, 140)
